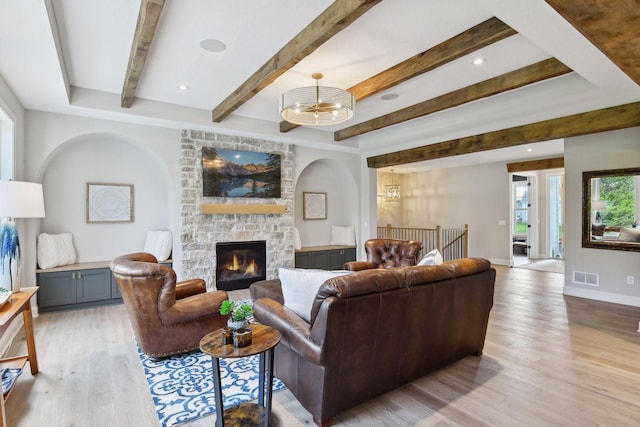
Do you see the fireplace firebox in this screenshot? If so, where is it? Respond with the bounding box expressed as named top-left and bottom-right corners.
top-left (216, 240), bottom-right (266, 291)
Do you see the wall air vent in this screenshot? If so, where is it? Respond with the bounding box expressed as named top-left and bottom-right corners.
top-left (573, 271), bottom-right (599, 286)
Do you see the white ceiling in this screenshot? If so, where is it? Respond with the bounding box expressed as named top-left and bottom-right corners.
top-left (0, 0), bottom-right (638, 172)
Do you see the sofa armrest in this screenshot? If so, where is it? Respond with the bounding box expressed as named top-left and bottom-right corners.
top-left (250, 279), bottom-right (284, 304)
top-left (253, 298), bottom-right (322, 364)
top-left (175, 278), bottom-right (206, 299)
top-left (343, 261), bottom-right (378, 271)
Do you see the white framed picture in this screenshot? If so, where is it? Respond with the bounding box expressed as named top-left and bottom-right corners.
top-left (303, 192), bottom-right (327, 220)
top-left (87, 183), bottom-right (134, 223)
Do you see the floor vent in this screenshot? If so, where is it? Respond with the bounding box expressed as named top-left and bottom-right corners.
top-left (573, 271), bottom-right (599, 286)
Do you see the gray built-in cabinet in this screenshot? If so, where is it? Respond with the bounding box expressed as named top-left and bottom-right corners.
top-left (294, 245), bottom-right (356, 270)
top-left (36, 261), bottom-right (171, 312)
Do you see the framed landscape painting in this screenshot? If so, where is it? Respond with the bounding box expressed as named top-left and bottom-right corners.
top-left (202, 148), bottom-right (281, 198)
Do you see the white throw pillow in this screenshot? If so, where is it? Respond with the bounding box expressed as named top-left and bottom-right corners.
top-left (37, 233), bottom-right (77, 269)
top-left (144, 230), bottom-right (173, 262)
top-left (293, 227), bottom-right (302, 250)
top-left (279, 268), bottom-right (351, 323)
top-left (330, 225), bottom-right (356, 246)
top-left (418, 248), bottom-right (443, 266)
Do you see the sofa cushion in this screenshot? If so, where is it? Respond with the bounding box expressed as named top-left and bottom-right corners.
top-left (617, 227), bottom-right (640, 243)
top-left (37, 233), bottom-right (77, 269)
top-left (418, 248), bottom-right (443, 266)
top-left (278, 268), bottom-right (350, 323)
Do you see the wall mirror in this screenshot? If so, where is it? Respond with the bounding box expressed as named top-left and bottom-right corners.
top-left (582, 167), bottom-right (640, 251)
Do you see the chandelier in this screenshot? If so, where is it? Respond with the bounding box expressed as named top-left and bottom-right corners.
top-left (384, 169), bottom-right (401, 202)
top-left (280, 73), bottom-right (355, 126)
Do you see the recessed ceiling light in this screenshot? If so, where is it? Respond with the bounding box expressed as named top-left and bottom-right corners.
top-left (200, 39), bottom-right (227, 53)
top-left (526, 148), bottom-right (533, 152)
top-left (380, 93), bottom-right (399, 101)
top-left (472, 57), bottom-right (485, 65)
top-left (177, 84), bottom-right (190, 91)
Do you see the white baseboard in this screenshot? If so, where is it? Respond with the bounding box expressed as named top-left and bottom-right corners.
top-left (490, 258), bottom-right (511, 266)
top-left (563, 286), bottom-right (640, 308)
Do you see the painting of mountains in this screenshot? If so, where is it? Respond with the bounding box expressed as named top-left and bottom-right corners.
top-left (202, 147), bottom-right (281, 198)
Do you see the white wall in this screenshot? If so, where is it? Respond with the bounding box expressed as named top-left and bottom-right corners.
top-left (292, 146), bottom-right (360, 248)
top-left (25, 111), bottom-right (182, 272)
top-left (393, 162), bottom-right (511, 264)
top-left (564, 127), bottom-right (640, 307)
top-left (295, 158), bottom-right (359, 248)
top-left (41, 135), bottom-right (171, 262)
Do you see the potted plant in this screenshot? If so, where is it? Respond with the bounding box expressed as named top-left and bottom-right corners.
top-left (220, 299), bottom-right (254, 331)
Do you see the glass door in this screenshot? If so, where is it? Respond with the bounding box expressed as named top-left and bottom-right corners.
top-left (512, 176), bottom-right (531, 265)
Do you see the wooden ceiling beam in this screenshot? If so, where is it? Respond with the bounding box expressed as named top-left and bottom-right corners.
top-left (121, 0), bottom-right (165, 108)
top-left (335, 57), bottom-right (572, 141)
top-left (545, 0), bottom-right (640, 86)
top-left (367, 101), bottom-right (640, 169)
top-left (281, 16), bottom-right (516, 133)
top-left (211, 0), bottom-right (381, 123)
top-left (507, 157), bottom-right (564, 173)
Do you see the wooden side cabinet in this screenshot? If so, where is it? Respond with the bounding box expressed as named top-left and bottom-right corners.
top-left (0, 287), bottom-right (39, 427)
top-left (295, 246), bottom-right (356, 270)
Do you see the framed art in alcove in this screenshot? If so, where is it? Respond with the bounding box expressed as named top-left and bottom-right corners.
top-left (303, 192), bottom-right (327, 220)
top-left (86, 183), bottom-right (134, 223)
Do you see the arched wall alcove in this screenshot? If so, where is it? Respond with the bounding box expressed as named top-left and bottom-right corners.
top-left (39, 132), bottom-right (173, 263)
top-left (294, 158), bottom-right (359, 248)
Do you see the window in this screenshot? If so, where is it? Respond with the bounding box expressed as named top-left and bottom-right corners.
top-left (513, 182), bottom-right (529, 235)
top-left (593, 175), bottom-right (637, 226)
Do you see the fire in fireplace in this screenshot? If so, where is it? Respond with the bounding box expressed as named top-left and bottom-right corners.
top-left (216, 240), bottom-right (266, 291)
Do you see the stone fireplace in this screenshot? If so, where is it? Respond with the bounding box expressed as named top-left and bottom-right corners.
top-left (179, 130), bottom-right (294, 289)
top-left (215, 240), bottom-right (267, 291)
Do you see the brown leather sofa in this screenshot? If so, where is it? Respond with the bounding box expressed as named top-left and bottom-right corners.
top-left (250, 258), bottom-right (495, 426)
top-left (110, 252), bottom-right (229, 358)
top-left (343, 238), bottom-right (423, 271)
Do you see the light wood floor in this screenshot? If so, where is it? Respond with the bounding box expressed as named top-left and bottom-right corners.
top-left (4, 266), bottom-right (640, 426)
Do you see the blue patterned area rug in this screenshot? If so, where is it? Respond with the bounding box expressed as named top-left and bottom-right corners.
top-left (137, 347), bottom-right (286, 426)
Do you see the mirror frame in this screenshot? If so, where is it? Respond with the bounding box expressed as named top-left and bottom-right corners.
top-left (582, 167), bottom-right (640, 252)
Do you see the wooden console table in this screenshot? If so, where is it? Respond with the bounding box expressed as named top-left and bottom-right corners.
top-left (0, 287), bottom-right (39, 427)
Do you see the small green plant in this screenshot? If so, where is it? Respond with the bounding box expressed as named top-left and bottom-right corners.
top-left (220, 299), bottom-right (254, 322)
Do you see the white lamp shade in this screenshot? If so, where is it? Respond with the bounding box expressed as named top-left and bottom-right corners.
top-left (0, 180), bottom-right (46, 218)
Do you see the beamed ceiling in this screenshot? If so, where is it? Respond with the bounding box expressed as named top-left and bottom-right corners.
top-left (0, 0), bottom-right (639, 171)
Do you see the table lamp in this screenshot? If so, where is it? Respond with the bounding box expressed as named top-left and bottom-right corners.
top-left (0, 180), bottom-right (46, 292)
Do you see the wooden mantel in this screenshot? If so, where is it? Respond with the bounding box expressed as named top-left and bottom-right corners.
top-left (200, 204), bottom-right (287, 215)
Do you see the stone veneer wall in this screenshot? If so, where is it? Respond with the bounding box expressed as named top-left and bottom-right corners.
top-left (180, 129), bottom-right (294, 289)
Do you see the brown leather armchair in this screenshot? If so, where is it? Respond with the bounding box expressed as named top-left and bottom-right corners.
top-left (343, 238), bottom-right (423, 271)
top-left (110, 252), bottom-right (229, 358)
